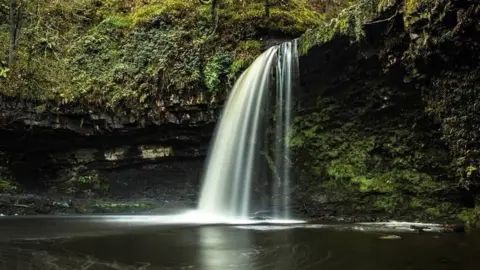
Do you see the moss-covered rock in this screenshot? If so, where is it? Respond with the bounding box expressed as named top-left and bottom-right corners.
top-left (0, 0), bottom-right (325, 115)
top-left (0, 153), bottom-right (18, 194)
top-left (294, 0), bottom-right (480, 223)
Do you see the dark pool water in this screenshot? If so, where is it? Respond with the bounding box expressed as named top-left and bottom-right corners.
top-left (0, 215), bottom-right (478, 270)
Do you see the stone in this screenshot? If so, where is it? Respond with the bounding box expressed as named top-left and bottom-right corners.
top-left (379, 235), bottom-right (402, 240)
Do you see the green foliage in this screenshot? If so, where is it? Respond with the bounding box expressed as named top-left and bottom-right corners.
top-left (458, 207), bottom-right (480, 229)
top-left (0, 28), bottom-right (8, 57)
top-left (0, 167), bottom-right (17, 194)
top-left (227, 40), bottom-right (262, 82)
top-left (0, 180), bottom-right (17, 194)
top-left (404, 0), bottom-right (435, 15)
top-left (92, 202), bottom-right (153, 213)
top-left (131, 1), bottom-right (197, 26)
top-left (65, 172), bottom-right (109, 197)
top-left (290, 85), bottom-right (457, 219)
top-left (226, 1), bottom-right (324, 33)
top-left (205, 52), bottom-right (233, 92)
top-left (400, 0), bottom-right (480, 194)
top-left (0, 65), bottom-right (9, 79)
top-left (0, 0), bottom-right (327, 111)
top-left (299, 0), bottom-right (397, 54)
top-left (101, 16), bottom-right (134, 29)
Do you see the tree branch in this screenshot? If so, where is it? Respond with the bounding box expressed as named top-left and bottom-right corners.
top-left (364, 10), bottom-right (399, 25)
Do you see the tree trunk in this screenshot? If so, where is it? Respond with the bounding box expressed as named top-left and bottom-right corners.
top-left (8, 0), bottom-right (18, 68)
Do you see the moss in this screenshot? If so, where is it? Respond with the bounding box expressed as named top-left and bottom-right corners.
top-left (140, 146), bottom-right (174, 159)
top-left (0, 166), bottom-right (17, 194)
top-left (0, 179), bottom-right (18, 194)
top-left (102, 15), bottom-right (134, 29)
top-left (205, 52), bottom-right (233, 92)
top-left (63, 171), bottom-right (109, 197)
top-left (92, 202), bottom-right (155, 213)
top-left (0, 65), bottom-right (8, 79)
top-left (402, 0), bottom-right (436, 27)
top-left (0, 29), bottom-right (9, 59)
top-left (458, 207), bottom-right (480, 229)
top-left (293, 0), bottom-right (479, 221)
top-left (71, 201), bottom-right (157, 214)
top-left (404, 0), bottom-right (435, 15)
top-left (131, 1), bottom-right (198, 26)
top-left (226, 40), bottom-right (264, 84)
top-left (290, 72), bottom-right (458, 219)
top-left (299, 0), bottom-right (399, 54)
top-left (0, 0), bottom-right (328, 112)
top-left (466, 165), bottom-right (477, 178)
top-left (373, 195), bottom-right (404, 214)
top-left (227, 1), bottom-right (324, 33)
top-left (34, 104), bottom-right (47, 114)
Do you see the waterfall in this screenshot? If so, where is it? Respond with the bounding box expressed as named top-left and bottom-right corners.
top-left (198, 40), bottom-right (299, 220)
top-left (274, 40), bottom-right (298, 219)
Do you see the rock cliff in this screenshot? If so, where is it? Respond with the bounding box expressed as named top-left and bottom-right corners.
top-left (293, 0), bottom-right (480, 225)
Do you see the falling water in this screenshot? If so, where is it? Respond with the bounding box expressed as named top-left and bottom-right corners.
top-left (274, 40), bottom-right (298, 219)
top-left (198, 41), bottom-right (298, 219)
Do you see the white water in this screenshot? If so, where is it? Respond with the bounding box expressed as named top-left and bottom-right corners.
top-left (197, 41), bottom-right (299, 220)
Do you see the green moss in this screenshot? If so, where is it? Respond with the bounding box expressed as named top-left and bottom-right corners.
top-left (290, 80), bottom-right (458, 219)
top-left (205, 52), bottom-right (233, 92)
top-left (102, 15), bottom-right (133, 29)
top-left (0, 167), bottom-right (17, 194)
top-left (64, 172), bottom-right (109, 197)
top-left (95, 202), bottom-right (148, 209)
top-left (226, 40), bottom-right (262, 83)
top-left (228, 1), bottom-right (324, 33)
top-left (34, 104), bottom-right (47, 114)
top-left (458, 207), bottom-right (480, 228)
top-left (236, 40), bottom-right (263, 57)
top-left (402, 0), bottom-right (436, 27)
top-left (466, 165), bottom-right (477, 178)
top-left (92, 202), bottom-right (155, 213)
top-left (404, 0), bottom-right (435, 15)
top-left (299, 0), bottom-right (398, 54)
top-left (140, 146), bottom-right (174, 159)
top-left (373, 195), bottom-right (404, 214)
top-left (0, 179), bottom-right (18, 194)
top-left (131, 1), bottom-right (198, 26)
top-left (0, 65), bottom-right (8, 79)
top-left (0, 0), bottom-right (326, 111)
top-left (0, 29), bottom-right (8, 56)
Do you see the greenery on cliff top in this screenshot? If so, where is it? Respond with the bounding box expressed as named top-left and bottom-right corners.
top-left (0, 0), bottom-right (329, 112)
top-left (298, 0), bottom-right (437, 53)
top-left (0, 0), bottom-right (417, 110)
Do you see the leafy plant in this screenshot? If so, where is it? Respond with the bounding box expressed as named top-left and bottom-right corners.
top-left (204, 52), bottom-right (233, 92)
top-left (0, 67), bottom-right (9, 79)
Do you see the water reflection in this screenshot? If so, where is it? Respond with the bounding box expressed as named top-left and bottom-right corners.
top-left (197, 225), bottom-right (324, 270)
top-left (199, 226), bottom-right (253, 269)
top-left (0, 217), bottom-right (479, 269)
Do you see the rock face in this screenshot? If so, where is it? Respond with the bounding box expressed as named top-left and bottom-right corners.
top-left (0, 0), bottom-right (320, 214)
top-left (291, 0), bottom-right (480, 223)
top-left (0, 92), bottom-right (219, 212)
top-left (0, 0), bottom-right (479, 225)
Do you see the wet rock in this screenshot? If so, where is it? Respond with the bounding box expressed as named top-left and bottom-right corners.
top-left (443, 224), bottom-right (466, 233)
top-left (292, 0), bottom-right (480, 223)
top-left (411, 225), bottom-right (429, 233)
top-left (379, 235), bottom-right (402, 240)
top-left (0, 194), bottom-right (172, 216)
